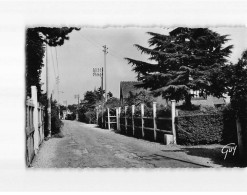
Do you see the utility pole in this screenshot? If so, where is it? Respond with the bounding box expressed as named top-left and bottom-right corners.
top-left (55, 47), bottom-right (61, 120)
top-left (74, 94), bottom-right (80, 120)
top-left (46, 43), bottom-right (51, 138)
top-left (103, 45), bottom-right (108, 102)
top-left (101, 67), bottom-right (103, 100)
top-left (56, 76), bottom-right (60, 119)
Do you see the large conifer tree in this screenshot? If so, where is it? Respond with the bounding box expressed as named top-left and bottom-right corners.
top-left (125, 27), bottom-right (233, 107)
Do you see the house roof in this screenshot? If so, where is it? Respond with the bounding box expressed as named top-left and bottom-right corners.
top-left (120, 81), bottom-right (146, 99)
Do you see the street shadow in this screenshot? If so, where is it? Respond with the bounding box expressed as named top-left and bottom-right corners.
top-left (177, 146), bottom-right (245, 168)
top-left (140, 153), bottom-right (209, 168)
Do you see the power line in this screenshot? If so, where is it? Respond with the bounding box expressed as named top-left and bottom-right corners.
top-left (78, 32), bottom-right (101, 50)
top-left (49, 46), bottom-right (57, 79)
top-left (49, 46), bottom-right (57, 96)
top-left (78, 31), bottom-right (125, 62)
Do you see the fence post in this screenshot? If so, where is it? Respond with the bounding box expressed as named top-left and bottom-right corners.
top-left (100, 105), bottom-right (104, 128)
top-left (132, 105), bottom-right (135, 136)
top-left (38, 106), bottom-right (40, 143)
top-left (31, 86), bottom-right (39, 154)
top-left (125, 106), bottom-right (128, 134)
top-left (96, 106), bottom-right (99, 125)
top-left (103, 107), bottom-right (105, 129)
top-left (153, 102), bottom-right (157, 141)
top-left (116, 107), bottom-right (119, 131)
top-left (107, 108), bottom-right (110, 130)
top-left (141, 103), bottom-right (145, 138)
top-left (41, 107), bottom-right (44, 142)
top-left (118, 107), bottom-right (121, 132)
top-left (171, 100), bottom-right (177, 144)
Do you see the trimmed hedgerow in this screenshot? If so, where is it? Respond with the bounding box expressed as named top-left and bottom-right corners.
top-left (176, 114), bottom-right (224, 145)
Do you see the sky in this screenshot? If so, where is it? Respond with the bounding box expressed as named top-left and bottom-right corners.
top-left (41, 26), bottom-right (247, 105)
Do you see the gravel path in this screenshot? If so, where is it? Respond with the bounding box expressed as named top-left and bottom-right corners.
top-left (31, 120), bottom-right (243, 168)
top-left (31, 138), bottom-right (64, 168)
top-left (31, 125), bottom-right (70, 168)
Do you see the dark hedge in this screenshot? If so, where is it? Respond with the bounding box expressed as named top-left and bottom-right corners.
top-left (176, 114), bottom-right (224, 145)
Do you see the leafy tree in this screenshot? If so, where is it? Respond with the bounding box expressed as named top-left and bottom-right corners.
top-left (78, 87), bottom-right (105, 123)
top-left (124, 90), bottom-right (154, 107)
top-left (105, 97), bottom-right (121, 108)
top-left (26, 28), bottom-right (46, 98)
top-left (59, 104), bottom-right (67, 116)
top-left (83, 87), bottom-right (105, 107)
top-left (26, 27), bottom-right (79, 99)
top-left (107, 91), bottom-right (113, 99)
top-left (222, 50), bottom-right (247, 115)
top-left (68, 104), bottom-right (78, 113)
top-left (96, 87), bottom-right (105, 101)
top-left (125, 27), bottom-right (233, 107)
top-left (84, 91), bottom-right (98, 108)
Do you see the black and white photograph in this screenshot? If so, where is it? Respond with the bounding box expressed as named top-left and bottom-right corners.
top-left (26, 26), bottom-right (247, 168)
top-left (1, 0), bottom-right (247, 192)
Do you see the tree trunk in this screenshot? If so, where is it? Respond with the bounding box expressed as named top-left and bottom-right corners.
top-left (185, 94), bottom-right (192, 109)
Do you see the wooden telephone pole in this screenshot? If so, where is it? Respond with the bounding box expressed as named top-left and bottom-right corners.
top-left (103, 45), bottom-right (108, 102)
top-left (46, 44), bottom-right (51, 138)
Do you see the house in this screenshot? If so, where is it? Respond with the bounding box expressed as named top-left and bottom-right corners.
top-left (120, 81), bottom-right (168, 106)
top-left (120, 81), bottom-right (226, 107)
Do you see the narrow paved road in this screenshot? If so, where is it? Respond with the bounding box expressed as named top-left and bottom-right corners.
top-left (32, 120), bottom-right (209, 168)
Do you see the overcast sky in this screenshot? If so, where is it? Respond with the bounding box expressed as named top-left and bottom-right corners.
top-left (41, 27), bottom-right (247, 105)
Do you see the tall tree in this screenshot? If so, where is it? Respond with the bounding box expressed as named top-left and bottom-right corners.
top-left (26, 27), bottom-right (80, 99)
top-left (222, 50), bottom-right (247, 115)
top-left (125, 27), bottom-right (233, 107)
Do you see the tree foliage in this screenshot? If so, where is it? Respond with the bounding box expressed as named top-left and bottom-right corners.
top-left (51, 99), bottom-right (63, 135)
top-left (124, 90), bottom-right (154, 107)
top-left (107, 91), bottom-right (113, 99)
top-left (125, 27), bottom-right (233, 107)
top-left (83, 87), bottom-right (105, 108)
top-left (222, 50), bottom-right (247, 115)
top-left (26, 27), bottom-right (79, 99)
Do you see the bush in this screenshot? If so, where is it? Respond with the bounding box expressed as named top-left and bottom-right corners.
top-left (85, 110), bottom-right (96, 124)
top-left (66, 113), bottom-right (76, 120)
top-left (176, 114), bottom-right (223, 145)
top-left (98, 110), bottom-right (107, 128)
top-left (78, 106), bottom-right (97, 124)
top-left (177, 105), bottom-right (220, 116)
top-left (175, 103), bottom-right (239, 145)
top-left (221, 104), bottom-right (238, 144)
top-left (51, 100), bottom-right (63, 135)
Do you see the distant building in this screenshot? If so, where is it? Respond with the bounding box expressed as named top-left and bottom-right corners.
top-left (120, 81), bottom-right (226, 107)
top-left (62, 110), bottom-right (67, 119)
top-left (119, 81), bottom-right (167, 106)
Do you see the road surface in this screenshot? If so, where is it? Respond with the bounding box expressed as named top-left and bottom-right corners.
top-left (32, 120), bottom-right (210, 168)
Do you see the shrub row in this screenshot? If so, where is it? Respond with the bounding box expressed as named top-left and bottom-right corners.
top-left (176, 114), bottom-right (223, 145)
top-left (176, 112), bottom-right (238, 145)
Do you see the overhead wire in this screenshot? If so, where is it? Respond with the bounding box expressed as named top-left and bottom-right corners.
top-left (78, 31), bottom-right (126, 63)
top-left (49, 46), bottom-right (57, 97)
